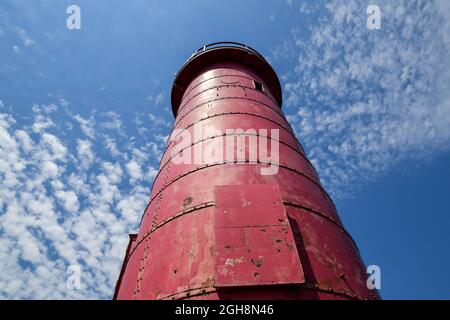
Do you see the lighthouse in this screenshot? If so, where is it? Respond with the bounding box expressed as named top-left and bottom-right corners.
top-left (114, 42), bottom-right (379, 300)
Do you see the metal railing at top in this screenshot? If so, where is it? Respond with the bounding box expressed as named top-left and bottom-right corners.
top-left (188, 41), bottom-right (267, 62)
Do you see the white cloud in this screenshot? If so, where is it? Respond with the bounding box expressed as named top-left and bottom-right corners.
top-left (125, 160), bottom-right (143, 182)
top-left (32, 114), bottom-right (54, 134)
top-left (101, 111), bottom-right (125, 137)
top-left (276, 0), bottom-right (450, 197)
top-left (154, 93), bottom-right (164, 105)
top-left (73, 114), bottom-right (95, 139)
top-left (0, 103), bottom-right (162, 299)
top-left (101, 162), bottom-right (123, 184)
top-left (41, 161), bottom-right (59, 178)
top-left (42, 133), bottom-right (67, 161)
top-left (147, 92), bottom-right (165, 106)
top-left (148, 112), bottom-right (170, 128)
top-left (55, 190), bottom-right (79, 213)
top-left (77, 139), bottom-right (95, 169)
top-left (59, 99), bottom-right (69, 108)
top-left (18, 28), bottom-right (35, 47)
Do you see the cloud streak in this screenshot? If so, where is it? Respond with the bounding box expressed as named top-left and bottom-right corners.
top-left (0, 101), bottom-right (168, 299)
top-left (276, 0), bottom-right (450, 197)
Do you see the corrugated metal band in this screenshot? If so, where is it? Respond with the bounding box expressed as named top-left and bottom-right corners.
top-left (165, 112), bottom-right (300, 154)
top-left (177, 83), bottom-right (278, 115)
top-left (139, 162), bottom-right (338, 233)
top-left (180, 74), bottom-right (278, 107)
top-left (155, 133), bottom-right (318, 185)
top-left (161, 286), bottom-right (216, 300)
top-left (171, 111), bottom-right (296, 147)
top-left (131, 202), bottom-right (214, 256)
top-left (283, 201), bottom-right (358, 250)
top-left (144, 161), bottom-right (337, 218)
top-left (174, 95), bottom-right (288, 129)
top-left (162, 102), bottom-right (301, 169)
top-left (135, 199), bottom-right (356, 253)
top-left (157, 284), bottom-right (362, 300)
top-left (124, 201), bottom-right (359, 297)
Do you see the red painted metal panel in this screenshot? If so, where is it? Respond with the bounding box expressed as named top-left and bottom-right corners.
top-left (146, 165), bottom-right (339, 229)
top-left (113, 234), bottom-right (137, 299)
top-left (214, 184), bottom-right (304, 287)
top-left (173, 99), bottom-right (288, 134)
top-left (165, 114), bottom-right (302, 160)
top-left (286, 206), bottom-right (379, 300)
top-left (136, 208), bottom-right (215, 300)
top-left (180, 67), bottom-right (278, 108)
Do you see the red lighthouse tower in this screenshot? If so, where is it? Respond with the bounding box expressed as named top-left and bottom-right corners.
top-left (114, 42), bottom-right (379, 300)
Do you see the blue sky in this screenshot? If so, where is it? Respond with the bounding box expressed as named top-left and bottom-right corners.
top-left (1, 0), bottom-right (449, 299)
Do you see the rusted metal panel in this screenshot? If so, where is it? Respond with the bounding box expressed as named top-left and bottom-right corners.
top-left (158, 136), bottom-right (318, 184)
top-left (286, 206), bottom-right (380, 300)
top-left (113, 234), bottom-right (137, 299)
top-left (147, 164), bottom-right (338, 227)
top-left (165, 114), bottom-right (301, 157)
top-left (181, 67), bottom-right (277, 107)
top-left (174, 99), bottom-right (287, 132)
top-left (214, 184), bottom-right (305, 287)
top-left (114, 234), bottom-right (143, 299)
top-left (136, 208), bottom-right (215, 299)
top-left (178, 82), bottom-right (278, 118)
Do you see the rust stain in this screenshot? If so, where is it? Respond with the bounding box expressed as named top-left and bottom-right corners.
top-left (251, 257), bottom-right (264, 268)
top-left (183, 196), bottom-right (193, 207)
top-left (201, 277), bottom-right (214, 287)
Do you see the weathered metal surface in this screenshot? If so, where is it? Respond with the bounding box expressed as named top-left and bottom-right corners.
top-left (214, 184), bottom-right (304, 287)
top-left (114, 42), bottom-right (379, 300)
top-left (113, 234), bottom-right (137, 300)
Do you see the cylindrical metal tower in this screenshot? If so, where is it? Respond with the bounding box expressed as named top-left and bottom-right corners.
top-left (114, 42), bottom-right (379, 300)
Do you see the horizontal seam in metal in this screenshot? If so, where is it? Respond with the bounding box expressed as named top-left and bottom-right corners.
top-left (141, 161), bottom-right (334, 225)
top-left (127, 210), bottom-right (357, 299)
top-left (174, 96), bottom-right (286, 128)
top-left (161, 285), bottom-right (360, 301)
top-left (179, 83), bottom-right (278, 115)
top-left (160, 286), bottom-right (216, 300)
top-left (167, 106), bottom-right (296, 156)
top-left (132, 202), bottom-right (214, 257)
top-left (178, 83), bottom-right (278, 115)
top-left (165, 111), bottom-right (298, 153)
top-left (159, 113), bottom-right (306, 182)
top-left (182, 74), bottom-right (267, 103)
top-left (155, 133), bottom-right (314, 185)
top-left (217, 223), bottom-right (289, 229)
top-left (300, 284), bottom-right (360, 300)
top-left (283, 201), bottom-right (358, 248)
top-left (140, 161), bottom-right (336, 227)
